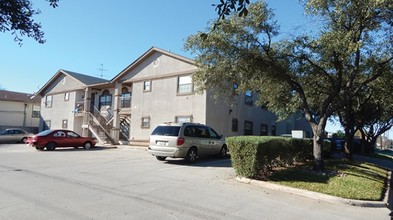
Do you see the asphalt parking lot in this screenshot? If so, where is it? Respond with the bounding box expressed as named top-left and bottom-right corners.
top-left (0, 144), bottom-right (391, 220)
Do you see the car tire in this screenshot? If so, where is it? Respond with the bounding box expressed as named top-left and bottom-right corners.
top-left (21, 137), bottom-right (27, 143)
top-left (156, 156), bottom-right (167, 161)
top-left (185, 147), bottom-right (198, 163)
top-left (46, 142), bottom-right (56, 151)
top-left (219, 145), bottom-right (228, 158)
top-left (35, 147), bottom-right (44, 151)
top-left (83, 142), bottom-right (92, 150)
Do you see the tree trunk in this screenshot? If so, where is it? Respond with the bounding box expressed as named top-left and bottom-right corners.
top-left (344, 126), bottom-right (354, 160)
top-left (312, 123), bottom-right (325, 171)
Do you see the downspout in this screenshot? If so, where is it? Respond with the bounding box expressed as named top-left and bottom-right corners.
top-left (23, 103), bottom-right (27, 127)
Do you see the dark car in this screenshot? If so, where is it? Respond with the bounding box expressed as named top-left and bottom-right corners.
top-left (0, 128), bottom-right (34, 143)
top-left (27, 129), bottom-right (96, 151)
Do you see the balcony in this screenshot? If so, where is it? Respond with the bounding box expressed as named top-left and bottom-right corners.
top-left (74, 101), bottom-right (84, 116)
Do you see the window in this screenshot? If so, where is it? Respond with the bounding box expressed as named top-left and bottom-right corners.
top-left (141, 117), bottom-right (150, 128)
top-left (121, 87), bottom-right (131, 108)
top-left (245, 91), bottom-right (253, 106)
top-left (260, 124), bottom-right (268, 136)
top-left (175, 115), bottom-right (192, 123)
top-left (62, 119), bottom-right (68, 129)
top-left (32, 110), bottom-right (40, 118)
top-left (54, 131), bottom-right (66, 137)
top-left (208, 127), bottom-right (220, 139)
top-left (232, 118), bottom-right (238, 132)
top-left (67, 131), bottom-right (79, 138)
top-left (143, 81), bottom-right (151, 92)
top-left (99, 90), bottom-right (112, 110)
top-left (177, 75), bottom-right (193, 94)
top-left (45, 95), bottom-right (53, 107)
top-left (271, 125), bottom-right (276, 136)
top-left (64, 92), bottom-right (69, 101)
top-left (244, 121), bottom-right (253, 135)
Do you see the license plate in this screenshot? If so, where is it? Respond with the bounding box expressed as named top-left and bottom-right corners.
top-left (156, 141), bottom-right (167, 146)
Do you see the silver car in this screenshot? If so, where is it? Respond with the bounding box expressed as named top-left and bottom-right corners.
top-left (0, 128), bottom-right (34, 143)
top-left (148, 122), bottom-right (227, 163)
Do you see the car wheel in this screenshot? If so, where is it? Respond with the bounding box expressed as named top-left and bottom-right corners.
top-left (35, 147), bottom-right (44, 151)
top-left (156, 156), bottom-right (167, 161)
top-left (83, 142), bottom-right (92, 150)
top-left (21, 137), bottom-right (27, 143)
top-left (46, 142), bottom-right (56, 151)
top-left (219, 145), bottom-right (228, 158)
top-left (185, 147), bottom-right (198, 163)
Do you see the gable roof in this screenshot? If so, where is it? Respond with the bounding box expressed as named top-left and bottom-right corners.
top-left (110, 47), bottom-right (196, 83)
top-left (62, 70), bottom-right (108, 85)
top-left (37, 69), bottom-right (109, 95)
top-left (0, 90), bottom-right (40, 102)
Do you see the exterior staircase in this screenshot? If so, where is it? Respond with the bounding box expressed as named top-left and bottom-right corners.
top-left (120, 115), bottom-right (131, 141)
top-left (85, 111), bottom-right (116, 145)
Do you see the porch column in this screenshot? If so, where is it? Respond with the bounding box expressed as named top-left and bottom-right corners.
top-left (82, 87), bottom-right (91, 137)
top-left (111, 82), bottom-right (121, 144)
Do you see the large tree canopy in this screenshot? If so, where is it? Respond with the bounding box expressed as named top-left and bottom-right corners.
top-left (186, 0), bottom-right (393, 170)
top-left (0, 0), bottom-right (59, 45)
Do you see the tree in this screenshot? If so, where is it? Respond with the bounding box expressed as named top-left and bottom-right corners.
top-left (0, 0), bottom-right (59, 45)
top-left (186, 0), bottom-right (393, 170)
top-left (356, 73), bottom-right (393, 153)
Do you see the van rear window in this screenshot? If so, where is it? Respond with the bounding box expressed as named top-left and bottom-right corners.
top-left (151, 126), bottom-right (181, 136)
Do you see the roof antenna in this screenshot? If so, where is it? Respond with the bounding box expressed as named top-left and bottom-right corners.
top-left (96, 64), bottom-right (107, 78)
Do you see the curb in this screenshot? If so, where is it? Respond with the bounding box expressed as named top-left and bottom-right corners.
top-left (236, 171), bottom-right (391, 208)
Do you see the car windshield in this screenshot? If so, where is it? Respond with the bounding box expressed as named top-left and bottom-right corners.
top-left (151, 126), bottom-right (180, 136)
top-left (36, 130), bottom-right (53, 136)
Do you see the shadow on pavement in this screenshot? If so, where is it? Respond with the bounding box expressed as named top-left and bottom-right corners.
top-left (162, 156), bottom-right (232, 168)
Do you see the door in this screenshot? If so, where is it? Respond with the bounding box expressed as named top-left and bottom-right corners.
top-left (90, 93), bottom-right (96, 113)
top-left (207, 127), bottom-right (223, 155)
top-left (195, 126), bottom-right (211, 156)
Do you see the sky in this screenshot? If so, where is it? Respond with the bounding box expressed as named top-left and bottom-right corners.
top-left (1, 0), bottom-right (349, 133)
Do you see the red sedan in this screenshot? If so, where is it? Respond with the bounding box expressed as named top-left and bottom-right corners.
top-left (27, 129), bottom-right (96, 151)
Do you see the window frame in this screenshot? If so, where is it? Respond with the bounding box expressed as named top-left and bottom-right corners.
top-left (45, 95), bottom-right (53, 108)
top-left (143, 80), bottom-right (152, 92)
top-left (177, 75), bottom-right (193, 95)
top-left (244, 120), bottom-right (253, 135)
top-left (64, 92), bottom-right (69, 101)
top-left (245, 90), bottom-right (253, 106)
top-left (62, 119), bottom-right (68, 129)
top-left (175, 115), bottom-right (193, 123)
top-left (232, 118), bottom-right (238, 132)
top-left (32, 110), bottom-right (40, 118)
top-left (120, 87), bottom-right (131, 108)
top-left (99, 90), bottom-right (112, 110)
top-left (141, 116), bottom-right (150, 129)
top-left (260, 124), bottom-right (268, 136)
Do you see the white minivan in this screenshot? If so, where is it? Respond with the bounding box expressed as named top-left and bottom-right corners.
top-left (148, 122), bottom-right (227, 163)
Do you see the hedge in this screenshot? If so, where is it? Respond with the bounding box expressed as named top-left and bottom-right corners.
top-left (227, 136), bottom-right (330, 179)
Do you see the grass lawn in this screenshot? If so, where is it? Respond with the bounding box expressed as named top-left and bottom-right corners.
top-left (267, 159), bottom-right (389, 201)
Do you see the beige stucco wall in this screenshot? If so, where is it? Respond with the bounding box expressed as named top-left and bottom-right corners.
top-left (204, 91), bottom-right (312, 137)
top-left (40, 73), bottom-right (86, 134)
top-left (40, 91), bottom-right (80, 131)
top-left (0, 100), bottom-right (40, 128)
top-left (204, 92), bottom-right (278, 137)
top-left (120, 51), bottom-right (203, 140)
top-left (43, 74), bottom-right (85, 95)
top-left (130, 77), bottom-right (206, 140)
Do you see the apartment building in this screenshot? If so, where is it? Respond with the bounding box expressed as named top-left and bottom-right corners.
top-left (37, 47), bottom-right (312, 145)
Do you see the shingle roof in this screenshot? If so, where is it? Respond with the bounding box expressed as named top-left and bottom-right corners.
top-left (61, 70), bottom-right (109, 85)
top-left (0, 90), bottom-right (40, 102)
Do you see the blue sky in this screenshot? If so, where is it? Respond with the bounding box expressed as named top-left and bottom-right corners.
top-left (2, 0), bottom-right (348, 132)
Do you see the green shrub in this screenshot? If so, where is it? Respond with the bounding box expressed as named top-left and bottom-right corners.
top-left (227, 136), bottom-right (324, 178)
